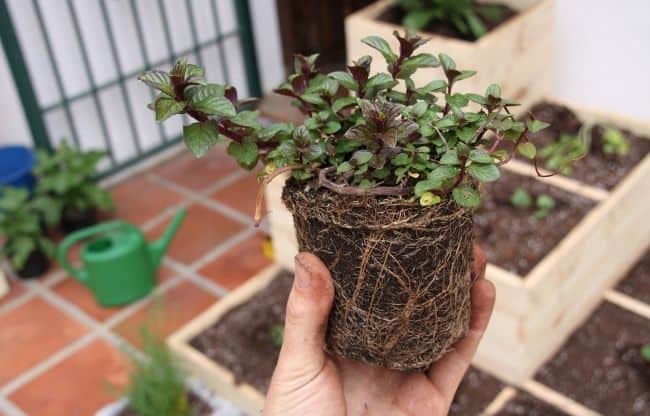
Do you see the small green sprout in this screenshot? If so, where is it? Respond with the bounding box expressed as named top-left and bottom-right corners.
top-left (270, 324), bottom-right (284, 348)
top-left (601, 127), bottom-right (630, 157)
top-left (641, 343), bottom-right (650, 363)
top-left (419, 191), bottom-right (442, 206)
top-left (510, 186), bottom-right (555, 219)
top-left (538, 133), bottom-right (588, 176)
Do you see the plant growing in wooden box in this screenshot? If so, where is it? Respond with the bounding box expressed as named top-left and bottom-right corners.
top-left (140, 31), bottom-right (555, 371)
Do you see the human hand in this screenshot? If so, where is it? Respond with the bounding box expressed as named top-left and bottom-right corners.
top-left (263, 246), bottom-right (495, 416)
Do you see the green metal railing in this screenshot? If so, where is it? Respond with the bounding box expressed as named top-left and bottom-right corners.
top-left (0, 0), bottom-right (261, 177)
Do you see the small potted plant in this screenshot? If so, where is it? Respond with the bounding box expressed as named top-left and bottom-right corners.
top-left (139, 31), bottom-right (551, 371)
top-left (344, 0), bottom-right (554, 109)
top-left (33, 141), bottom-right (113, 233)
top-left (96, 330), bottom-right (224, 416)
top-left (0, 187), bottom-right (55, 279)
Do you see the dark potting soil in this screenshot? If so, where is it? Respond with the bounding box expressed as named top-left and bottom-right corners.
top-left (16, 249), bottom-right (50, 279)
top-left (535, 302), bottom-right (650, 415)
top-left (118, 391), bottom-right (213, 416)
top-left (450, 367), bottom-right (505, 415)
top-left (378, 4), bottom-right (516, 41)
top-left (61, 207), bottom-right (98, 233)
top-left (190, 270), bottom-right (293, 393)
top-left (474, 171), bottom-right (596, 276)
top-left (524, 101), bottom-right (650, 190)
top-left (616, 250), bottom-right (650, 305)
top-left (495, 391), bottom-right (568, 416)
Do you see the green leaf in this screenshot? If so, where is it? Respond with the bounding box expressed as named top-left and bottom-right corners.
top-left (517, 142), bottom-right (537, 159)
top-left (398, 54), bottom-right (440, 78)
top-left (455, 70), bottom-right (477, 81)
top-left (332, 97), bottom-right (357, 113)
top-left (452, 185), bottom-right (480, 208)
top-left (419, 192), bottom-right (442, 207)
top-left (154, 98), bottom-right (185, 122)
top-left (352, 150), bottom-right (372, 165)
top-left (469, 149), bottom-right (493, 164)
top-left (183, 121), bottom-right (221, 157)
top-left (486, 84), bottom-right (502, 98)
top-left (536, 194), bottom-right (556, 210)
top-left (138, 70), bottom-right (175, 96)
top-left (230, 110), bottom-right (261, 129)
top-left (364, 73), bottom-right (398, 91)
top-left (270, 325), bottom-right (284, 348)
top-left (227, 141), bottom-right (259, 170)
top-left (468, 163), bottom-right (500, 182)
top-left (392, 153), bottom-right (411, 166)
top-left (402, 10), bottom-right (436, 30)
top-left (429, 165), bottom-right (460, 184)
top-left (510, 187), bottom-right (532, 209)
top-left (526, 118), bottom-right (550, 133)
top-left (440, 150), bottom-right (461, 165)
top-left (640, 344), bottom-right (650, 362)
top-left (439, 53), bottom-right (456, 71)
top-left (418, 80), bottom-right (447, 94)
top-left (184, 84), bottom-right (225, 102)
top-left (466, 93), bottom-right (487, 105)
top-left (457, 127), bottom-right (476, 143)
top-left (300, 93), bottom-right (326, 106)
top-left (324, 121), bottom-right (342, 134)
top-left (190, 95), bottom-right (236, 117)
top-left (329, 71), bottom-right (358, 91)
top-left (361, 36), bottom-right (397, 64)
top-left (414, 179), bottom-right (437, 197)
top-left (337, 161), bottom-right (353, 173)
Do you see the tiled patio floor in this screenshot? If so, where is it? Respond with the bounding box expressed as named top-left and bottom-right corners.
top-left (0, 145), bottom-right (272, 416)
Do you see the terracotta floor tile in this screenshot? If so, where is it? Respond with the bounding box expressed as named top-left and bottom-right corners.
top-left (9, 339), bottom-right (129, 416)
top-left (147, 203), bottom-right (246, 265)
top-left (198, 232), bottom-right (273, 290)
top-left (0, 277), bottom-right (27, 309)
top-left (109, 175), bottom-right (184, 226)
top-left (210, 172), bottom-right (265, 217)
top-left (152, 146), bottom-right (239, 191)
top-left (0, 298), bottom-right (87, 386)
top-left (112, 281), bottom-right (218, 348)
top-left (51, 265), bottom-right (176, 322)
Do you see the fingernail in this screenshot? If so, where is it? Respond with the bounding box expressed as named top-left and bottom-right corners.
top-left (294, 254), bottom-right (312, 290)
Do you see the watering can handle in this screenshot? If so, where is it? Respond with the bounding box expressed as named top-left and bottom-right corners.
top-left (57, 220), bottom-right (129, 284)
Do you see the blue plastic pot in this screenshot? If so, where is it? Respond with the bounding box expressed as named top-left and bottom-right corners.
top-left (0, 145), bottom-right (35, 191)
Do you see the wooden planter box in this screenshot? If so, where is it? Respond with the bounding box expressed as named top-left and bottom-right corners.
top-left (344, 0), bottom-right (554, 110)
top-left (265, 100), bottom-right (650, 383)
top-left (167, 264), bottom-right (284, 416)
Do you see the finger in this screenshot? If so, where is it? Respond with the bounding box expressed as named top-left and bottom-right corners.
top-left (472, 244), bottom-right (487, 281)
top-left (274, 252), bottom-right (335, 381)
top-left (427, 277), bottom-right (496, 399)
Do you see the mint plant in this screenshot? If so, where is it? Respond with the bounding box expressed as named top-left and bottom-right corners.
top-left (139, 31), bottom-right (550, 220)
top-left (397, 0), bottom-right (509, 39)
top-left (33, 141), bottom-right (113, 224)
top-left (0, 187), bottom-right (55, 271)
top-left (510, 186), bottom-right (556, 220)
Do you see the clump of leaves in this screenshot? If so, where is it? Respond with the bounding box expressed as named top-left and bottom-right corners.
top-left (139, 31), bottom-right (550, 219)
top-left (0, 187), bottom-right (55, 270)
top-left (125, 329), bottom-right (190, 416)
top-left (510, 186), bottom-right (555, 220)
top-left (33, 141), bottom-right (113, 222)
top-left (538, 133), bottom-right (588, 176)
top-left (270, 324), bottom-right (284, 348)
top-left (601, 126), bottom-right (630, 157)
top-left (397, 0), bottom-right (509, 40)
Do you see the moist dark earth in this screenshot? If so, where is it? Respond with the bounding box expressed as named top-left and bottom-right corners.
top-left (450, 367), bottom-right (505, 415)
top-left (524, 102), bottom-right (650, 190)
top-left (190, 270), bottom-right (293, 393)
top-left (616, 250), bottom-right (650, 304)
top-left (378, 3), bottom-right (516, 41)
top-left (535, 302), bottom-right (650, 415)
top-left (474, 171), bottom-right (596, 276)
top-left (119, 391), bottom-right (213, 416)
top-left (495, 391), bottom-right (568, 416)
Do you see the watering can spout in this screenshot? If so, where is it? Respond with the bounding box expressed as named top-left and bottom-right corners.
top-left (149, 208), bottom-right (186, 267)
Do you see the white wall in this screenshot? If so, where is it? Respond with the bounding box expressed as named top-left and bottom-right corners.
top-left (1, 0), bottom-right (648, 149)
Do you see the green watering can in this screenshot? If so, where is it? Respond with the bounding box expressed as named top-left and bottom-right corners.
top-left (58, 209), bottom-right (186, 306)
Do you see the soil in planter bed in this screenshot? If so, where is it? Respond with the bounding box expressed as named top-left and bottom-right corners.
top-left (15, 249), bottom-right (50, 279)
top-left (495, 391), bottom-right (568, 416)
top-left (450, 367), bottom-right (505, 415)
top-left (523, 101), bottom-right (650, 190)
top-left (535, 301), bottom-right (650, 415)
top-left (378, 4), bottom-right (516, 42)
top-left (474, 171), bottom-right (596, 276)
top-left (119, 391), bottom-right (212, 416)
top-left (190, 270), bottom-right (293, 393)
top-left (616, 250), bottom-right (650, 305)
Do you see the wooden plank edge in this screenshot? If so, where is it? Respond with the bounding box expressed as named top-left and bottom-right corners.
top-left (484, 386), bottom-right (517, 415)
top-left (521, 380), bottom-right (602, 416)
top-left (604, 290), bottom-right (650, 320)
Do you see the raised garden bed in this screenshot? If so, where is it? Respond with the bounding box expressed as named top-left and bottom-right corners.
top-left (266, 99), bottom-right (650, 382)
top-left (615, 250), bottom-right (649, 305)
top-left (534, 301), bottom-right (650, 415)
top-left (345, 0), bottom-right (554, 109)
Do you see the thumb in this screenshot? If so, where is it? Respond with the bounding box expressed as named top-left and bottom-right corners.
top-left (274, 252), bottom-right (335, 382)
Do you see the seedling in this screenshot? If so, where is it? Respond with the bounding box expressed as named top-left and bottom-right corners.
top-left (0, 187), bottom-right (55, 271)
top-left (641, 343), bottom-right (650, 363)
top-left (398, 0), bottom-right (509, 39)
top-left (510, 186), bottom-right (555, 219)
top-left (601, 126), bottom-right (630, 157)
top-left (270, 324), bottom-right (284, 348)
top-left (538, 133), bottom-right (588, 176)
